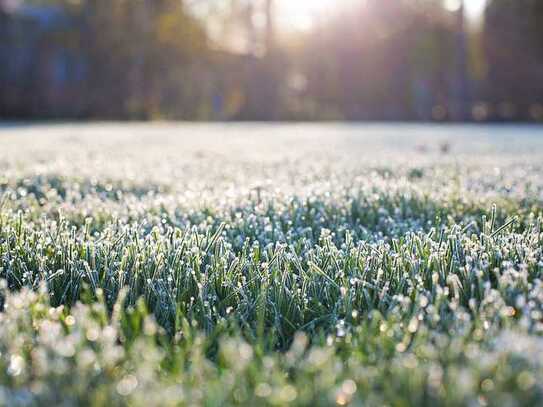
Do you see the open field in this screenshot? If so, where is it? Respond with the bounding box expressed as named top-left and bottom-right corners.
top-left (1, 123), bottom-right (543, 406)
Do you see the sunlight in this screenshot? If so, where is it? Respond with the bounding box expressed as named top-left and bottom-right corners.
top-left (465, 0), bottom-right (487, 19)
top-left (277, 0), bottom-right (342, 31)
top-left (278, 0), bottom-right (487, 31)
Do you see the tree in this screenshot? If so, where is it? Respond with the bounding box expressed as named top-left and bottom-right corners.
top-left (483, 0), bottom-right (543, 120)
top-left (295, 0), bottom-right (458, 120)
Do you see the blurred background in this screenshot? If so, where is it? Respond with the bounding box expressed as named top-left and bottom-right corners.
top-left (1, 0), bottom-right (542, 122)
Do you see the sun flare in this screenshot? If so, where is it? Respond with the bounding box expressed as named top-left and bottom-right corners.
top-left (277, 0), bottom-right (340, 31)
top-left (278, 0), bottom-right (487, 31)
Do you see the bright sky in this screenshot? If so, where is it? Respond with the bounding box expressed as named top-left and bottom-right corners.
top-left (278, 0), bottom-right (488, 31)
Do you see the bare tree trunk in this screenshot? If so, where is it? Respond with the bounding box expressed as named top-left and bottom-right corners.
top-left (265, 0), bottom-right (274, 56)
top-left (452, 0), bottom-right (470, 121)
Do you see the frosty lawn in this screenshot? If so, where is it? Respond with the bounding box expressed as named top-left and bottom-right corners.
top-left (1, 123), bottom-right (542, 406)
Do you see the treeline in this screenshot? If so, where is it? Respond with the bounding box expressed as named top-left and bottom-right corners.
top-left (0, 0), bottom-right (211, 119)
top-left (0, 0), bottom-right (542, 121)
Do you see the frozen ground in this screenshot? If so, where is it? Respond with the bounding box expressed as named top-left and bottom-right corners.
top-left (1, 122), bottom-right (543, 406)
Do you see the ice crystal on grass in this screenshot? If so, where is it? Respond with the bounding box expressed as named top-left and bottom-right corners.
top-left (0, 124), bottom-right (543, 405)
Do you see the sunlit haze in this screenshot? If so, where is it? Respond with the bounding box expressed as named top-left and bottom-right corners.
top-left (445, 0), bottom-right (487, 18)
top-left (278, 0), bottom-right (487, 31)
top-left (278, 0), bottom-right (345, 31)
top-left (466, 0), bottom-right (487, 19)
